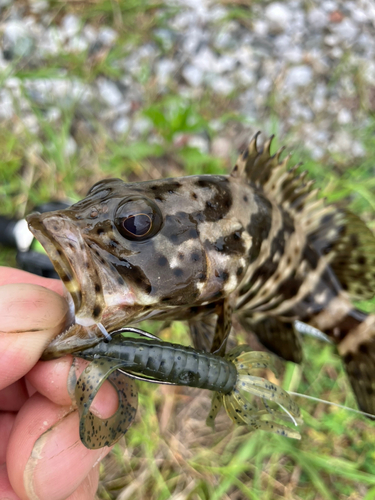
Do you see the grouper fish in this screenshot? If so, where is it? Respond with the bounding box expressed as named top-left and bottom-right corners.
top-left (27, 134), bottom-right (375, 448)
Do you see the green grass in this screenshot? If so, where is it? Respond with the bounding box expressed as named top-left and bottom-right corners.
top-left (1, 1), bottom-right (375, 498)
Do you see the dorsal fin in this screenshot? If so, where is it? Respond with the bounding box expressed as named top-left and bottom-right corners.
top-left (231, 133), bottom-right (340, 239)
top-left (232, 134), bottom-right (375, 301)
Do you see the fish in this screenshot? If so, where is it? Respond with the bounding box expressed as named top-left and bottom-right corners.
top-left (27, 133), bottom-right (375, 447)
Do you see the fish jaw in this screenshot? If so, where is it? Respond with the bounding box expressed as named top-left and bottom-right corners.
top-left (27, 211), bottom-right (141, 358)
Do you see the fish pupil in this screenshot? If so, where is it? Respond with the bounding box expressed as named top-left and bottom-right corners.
top-left (123, 214), bottom-right (151, 237)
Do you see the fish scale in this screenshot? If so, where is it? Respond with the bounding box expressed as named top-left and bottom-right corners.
top-left (27, 133), bottom-right (375, 425)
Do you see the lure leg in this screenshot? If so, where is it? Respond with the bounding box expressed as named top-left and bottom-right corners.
top-left (208, 347), bottom-right (302, 439)
top-left (75, 358), bottom-right (138, 449)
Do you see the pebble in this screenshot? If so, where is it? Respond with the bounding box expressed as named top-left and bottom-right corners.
top-left (284, 65), bottom-right (313, 89)
top-left (98, 27), bottom-right (118, 45)
top-left (182, 65), bottom-right (203, 87)
top-left (2, 21), bottom-right (34, 60)
top-left (61, 15), bottom-right (81, 39)
top-left (113, 117), bottom-right (130, 135)
top-left (209, 76), bottom-right (235, 95)
top-left (97, 79), bottom-right (123, 107)
top-left (330, 18), bottom-right (359, 44)
top-left (0, 89), bottom-right (13, 119)
top-left (264, 3), bottom-right (292, 34)
top-left (307, 8), bottom-right (328, 30)
top-left (64, 136), bottom-right (77, 157)
top-left (29, 0), bottom-right (48, 14)
top-left (187, 135), bottom-right (209, 153)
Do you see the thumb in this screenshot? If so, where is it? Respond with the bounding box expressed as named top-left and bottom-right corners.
top-left (0, 284), bottom-right (71, 390)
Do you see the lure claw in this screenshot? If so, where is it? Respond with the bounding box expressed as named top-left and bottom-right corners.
top-left (208, 346), bottom-right (302, 439)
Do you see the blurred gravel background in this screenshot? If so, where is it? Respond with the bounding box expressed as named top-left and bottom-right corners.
top-left (1, 1), bottom-right (375, 499)
top-left (1, 0), bottom-right (375, 176)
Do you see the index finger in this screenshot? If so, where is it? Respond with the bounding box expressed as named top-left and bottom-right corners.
top-left (0, 283), bottom-right (71, 390)
top-left (0, 266), bottom-right (64, 295)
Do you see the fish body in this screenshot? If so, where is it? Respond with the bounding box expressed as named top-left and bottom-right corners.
top-left (27, 134), bottom-right (375, 416)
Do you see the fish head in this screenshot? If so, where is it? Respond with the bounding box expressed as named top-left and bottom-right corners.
top-left (27, 175), bottom-right (252, 358)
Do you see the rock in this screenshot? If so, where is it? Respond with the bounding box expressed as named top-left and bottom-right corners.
top-left (209, 76), bottom-right (235, 95)
top-left (352, 140), bottom-right (365, 157)
top-left (187, 135), bottom-right (209, 153)
top-left (2, 21), bottom-right (34, 60)
top-left (291, 101), bottom-right (314, 120)
top-left (97, 79), bottom-right (123, 107)
top-left (113, 117), bottom-right (130, 135)
top-left (182, 64), bottom-right (203, 87)
top-left (0, 89), bottom-right (13, 119)
top-left (284, 65), bottom-right (313, 89)
top-left (312, 83), bottom-right (327, 112)
top-left (330, 18), bottom-right (359, 44)
top-left (237, 67), bottom-right (255, 85)
top-left (29, 0), bottom-right (49, 13)
top-left (46, 107), bottom-right (61, 123)
top-left (133, 117), bottom-right (152, 135)
top-left (64, 136), bottom-right (77, 157)
top-left (264, 3), bottom-right (292, 34)
top-left (98, 27), bottom-right (117, 45)
top-left (83, 25), bottom-right (97, 44)
top-left (154, 29), bottom-right (175, 51)
top-left (39, 27), bottom-right (62, 56)
top-left (156, 59), bottom-right (177, 86)
top-left (322, 1), bottom-right (338, 12)
top-left (61, 15), bottom-right (80, 38)
top-left (22, 114), bottom-right (39, 135)
top-left (24, 78), bottom-right (92, 106)
top-left (364, 61), bottom-right (375, 85)
top-left (307, 8), bottom-right (328, 30)
top-left (257, 77), bottom-right (272, 93)
top-left (252, 20), bottom-right (268, 36)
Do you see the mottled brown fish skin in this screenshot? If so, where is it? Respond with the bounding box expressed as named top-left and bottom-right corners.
top-left (27, 134), bottom-right (375, 416)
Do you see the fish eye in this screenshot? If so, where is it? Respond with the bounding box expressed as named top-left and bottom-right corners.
top-left (115, 197), bottom-right (163, 241)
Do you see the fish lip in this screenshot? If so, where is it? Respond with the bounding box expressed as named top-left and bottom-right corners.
top-left (27, 211), bottom-right (83, 312)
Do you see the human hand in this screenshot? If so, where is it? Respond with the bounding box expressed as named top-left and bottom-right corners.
top-left (0, 267), bottom-right (118, 500)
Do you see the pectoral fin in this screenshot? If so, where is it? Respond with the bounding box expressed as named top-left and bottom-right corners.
top-left (211, 298), bottom-right (233, 356)
top-left (189, 314), bottom-right (216, 352)
top-left (240, 316), bottom-right (303, 364)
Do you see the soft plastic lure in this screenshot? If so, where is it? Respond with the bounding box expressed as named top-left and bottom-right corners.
top-left (73, 329), bottom-right (301, 449)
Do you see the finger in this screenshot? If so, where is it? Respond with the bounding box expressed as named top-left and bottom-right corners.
top-left (0, 266), bottom-right (63, 295)
top-left (0, 380), bottom-right (28, 411)
top-left (0, 284), bottom-right (71, 390)
top-left (27, 356), bottom-right (119, 417)
top-left (0, 412), bottom-right (16, 464)
top-left (7, 393), bottom-right (112, 500)
top-left (26, 356), bottom-right (75, 406)
top-left (0, 464), bottom-right (20, 500)
top-left (65, 466), bottom-right (100, 500)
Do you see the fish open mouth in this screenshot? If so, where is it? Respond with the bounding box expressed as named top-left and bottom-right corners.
top-left (27, 211), bottom-right (85, 313)
top-left (27, 210), bottom-right (141, 359)
top-left (27, 211), bottom-right (116, 357)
